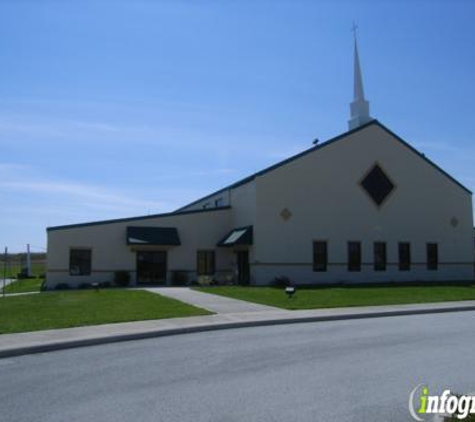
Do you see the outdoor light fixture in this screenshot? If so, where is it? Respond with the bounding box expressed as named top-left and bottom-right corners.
top-left (285, 286), bottom-right (296, 299)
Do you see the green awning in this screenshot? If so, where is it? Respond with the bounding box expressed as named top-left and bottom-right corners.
top-left (217, 226), bottom-right (253, 247)
top-left (127, 226), bottom-right (180, 246)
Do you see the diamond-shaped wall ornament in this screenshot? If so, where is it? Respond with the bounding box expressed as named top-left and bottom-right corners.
top-left (280, 208), bottom-right (292, 221)
top-left (360, 165), bottom-right (395, 206)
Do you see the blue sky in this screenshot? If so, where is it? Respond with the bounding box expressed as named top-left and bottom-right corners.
top-left (1, 0), bottom-right (474, 252)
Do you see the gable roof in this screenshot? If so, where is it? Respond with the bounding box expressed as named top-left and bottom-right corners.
top-left (176, 119), bottom-right (471, 211)
top-left (47, 120), bottom-right (471, 233)
top-left (47, 206), bottom-right (231, 232)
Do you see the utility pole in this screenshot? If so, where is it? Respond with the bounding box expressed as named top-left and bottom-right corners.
top-left (2, 247), bottom-right (6, 298)
top-left (26, 244), bottom-right (31, 277)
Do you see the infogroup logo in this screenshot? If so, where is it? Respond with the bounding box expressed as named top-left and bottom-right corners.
top-left (409, 384), bottom-right (475, 420)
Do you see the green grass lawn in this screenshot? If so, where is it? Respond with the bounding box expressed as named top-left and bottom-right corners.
top-left (195, 285), bottom-right (475, 310)
top-left (0, 290), bottom-right (211, 334)
top-left (2, 261), bottom-right (46, 278)
top-left (1, 278), bottom-right (44, 294)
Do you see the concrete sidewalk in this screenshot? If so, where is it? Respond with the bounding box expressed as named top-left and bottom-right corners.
top-left (0, 300), bottom-right (474, 359)
top-left (1, 279), bottom-right (15, 290)
top-left (144, 287), bottom-right (282, 314)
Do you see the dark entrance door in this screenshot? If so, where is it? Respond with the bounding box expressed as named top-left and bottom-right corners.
top-left (236, 250), bottom-right (250, 285)
top-left (136, 251), bottom-right (167, 284)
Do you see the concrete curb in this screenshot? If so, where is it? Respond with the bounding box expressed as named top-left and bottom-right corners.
top-left (1, 303), bottom-right (473, 359)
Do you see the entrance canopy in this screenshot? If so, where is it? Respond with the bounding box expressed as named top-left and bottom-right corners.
top-left (217, 226), bottom-right (253, 247)
top-left (126, 226), bottom-right (180, 246)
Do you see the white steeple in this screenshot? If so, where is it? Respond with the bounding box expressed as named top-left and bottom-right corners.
top-left (348, 24), bottom-right (372, 130)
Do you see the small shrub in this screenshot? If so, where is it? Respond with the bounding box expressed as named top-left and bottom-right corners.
top-left (272, 276), bottom-right (291, 288)
top-left (190, 279), bottom-right (200, 286)
top-left (78, 283), bottom-right (91, 290)
top-left (55, 283), bottom-right (70, 290)
top-left (171, 271), bottom-right (188, 286)
top-left (17, 268), bottom-right (29, 279)
top-left (198, 275), bottom-right (214, 286)
top-left (222, 273), bottom-right (237, 286)
top-left (114, 271), bottom-right (130, 287)
top-left (100, 281), bottom-right (112, 288)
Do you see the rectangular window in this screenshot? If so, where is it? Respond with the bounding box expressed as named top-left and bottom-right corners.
top-left (215, 198), bottom-right (224, 207)
top-left (348, 242), bottom-right (361, 272)
top-left (197, 250), bottom-right (215, 275)
top-left (427, 243), bottom-right (438, 271)
top-left (313, 241), bottom-right (327, 272)
top-left (374, 242), bottom-right (387, 271)
top-left (398, 242), bottom-right (411, 271)
top-left (69, 249), bottom-right (91, 276)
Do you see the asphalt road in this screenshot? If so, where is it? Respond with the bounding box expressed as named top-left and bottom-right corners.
top-left (1, 312), bottom-right (474, 422)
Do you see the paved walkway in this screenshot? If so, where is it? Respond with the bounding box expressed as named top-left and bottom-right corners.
top-left (0, 300), bottom-right (474, 358)
top-left (1, 279), bottom-right (15, 289)
top-left (0, 279), bottom-right (40, 298)
top-left (0, 279), bottom-right (15, 296)
top-left (144, 287), bottom-right (283, 314)
top-left (1, 291), bottom-right (40, 298)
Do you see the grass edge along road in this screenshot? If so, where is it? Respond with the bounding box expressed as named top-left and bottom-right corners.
top-left (0, 289), bottom-right (212, 335)
top-left (195, 285), bottom-right (475, 310)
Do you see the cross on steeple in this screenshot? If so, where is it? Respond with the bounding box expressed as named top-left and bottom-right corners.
top-left (351, 22), bottom-right (358, 40)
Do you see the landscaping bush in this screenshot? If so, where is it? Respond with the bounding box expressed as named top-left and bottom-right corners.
top-left (114, 271), bottom-right (130, 287)
top-left (55, 283), bottom-right (70, 290)
top-left (100, 281), bottom-right (112, 288)
top-left (171, 271), bottom-right (188, 286)
top-left (198, 275), bottom-right (215, 286)
top-left (16, 268), bottom-right (28, 279)
top-left (272, 276), bottom-right (291, 288)
top-left (78, 283), bottom-right (91, 290)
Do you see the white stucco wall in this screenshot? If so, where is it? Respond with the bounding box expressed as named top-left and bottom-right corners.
top-left (252, 124), bottom-right (474, 284)
top-left (46, 208), bottom-right (234, 288)
top-left (230, 181), bottom-right (256, 227)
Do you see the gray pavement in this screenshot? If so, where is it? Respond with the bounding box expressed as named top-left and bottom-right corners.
top-left (0, 278), bottom-right (15, 289)
top-left (144, 287), bottom-right (283, 313)
top-left (0, 299), bottom-right (474, 358)
top-left (1, 311), bottom-right (474, 422)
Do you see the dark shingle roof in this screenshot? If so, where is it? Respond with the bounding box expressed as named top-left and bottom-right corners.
top-left (126, 226), bottom-right (180, 246)
top-left (217, 226), bottom-right (253, 247)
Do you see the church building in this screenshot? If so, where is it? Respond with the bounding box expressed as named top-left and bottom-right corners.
top-left (45, 38), bottom-right (474, 288)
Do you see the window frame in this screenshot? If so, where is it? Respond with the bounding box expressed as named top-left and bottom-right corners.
top-left (426, 243), bottom-right (438, 271)
top-left (312, 241), bottom-right (328, 272)
top-left (197, 250), bottom-right (216, 276)
top-left (69, 248), bottom-right (92, 276)
top-left (373, 242), bottom-right (387, 272)
top-left (348, 241), bottom-right (362, 272)
top-left (398, 242), bottom-right (411, 271)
